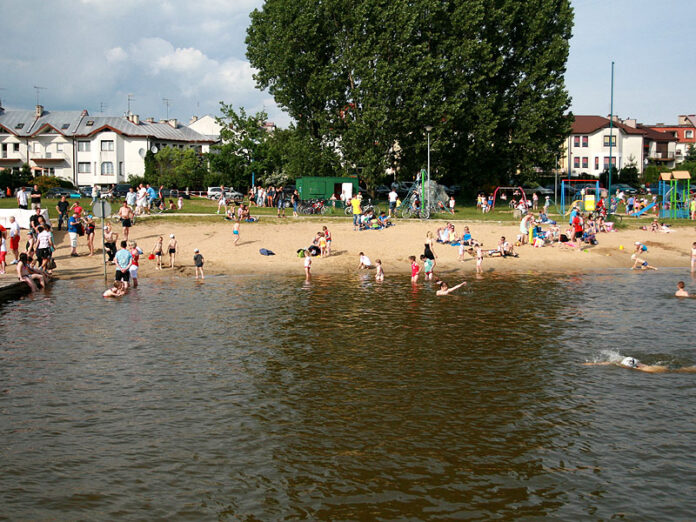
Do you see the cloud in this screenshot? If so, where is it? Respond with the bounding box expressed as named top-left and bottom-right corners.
top-left (156, 47), bottom-right (211, 73)
top-left (105, 46), bottom-right (127, 63)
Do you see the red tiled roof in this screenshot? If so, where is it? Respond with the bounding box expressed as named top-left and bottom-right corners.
top-left (571, 115), bottom-right (645, 135)
top-left (637, 124), bottom-right (677, 142)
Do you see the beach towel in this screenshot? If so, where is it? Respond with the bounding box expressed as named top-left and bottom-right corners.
top-left (259, 248), bottom-right (276, 256)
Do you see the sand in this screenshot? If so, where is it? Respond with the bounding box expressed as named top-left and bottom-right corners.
top-left (6, 215), bottom-right (692, 283)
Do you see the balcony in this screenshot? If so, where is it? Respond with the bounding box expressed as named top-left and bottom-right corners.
top-left (648, 151), bottom-right (675, 161)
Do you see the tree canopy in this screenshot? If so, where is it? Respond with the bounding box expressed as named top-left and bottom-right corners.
top-left (247, 0), bottom-right (574, 190)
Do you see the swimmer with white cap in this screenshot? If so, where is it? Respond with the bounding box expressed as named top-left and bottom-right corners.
top-left (585, 356), bottom-right (696, 373)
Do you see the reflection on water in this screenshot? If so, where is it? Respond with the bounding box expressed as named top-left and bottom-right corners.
top-left (1, 272), bottom-right (695, 519)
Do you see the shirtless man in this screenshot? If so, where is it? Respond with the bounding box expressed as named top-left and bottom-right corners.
top-left (118, 201), bottom-right (134, 241)
top-left (675, 281), bottom-right (689, 297)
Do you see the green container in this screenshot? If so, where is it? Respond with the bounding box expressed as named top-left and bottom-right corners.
top-left (296, 176), bottom-right (358, 200)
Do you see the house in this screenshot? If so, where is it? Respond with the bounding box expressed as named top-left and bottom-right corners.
top-left (0, 104), bottom-right (216, 186)
top-left (561, 115), bottom-right (645, 177)
top-left (645, 115), bottom-right (695, 163)
top-left (637, 124), bottom-right (678, 168)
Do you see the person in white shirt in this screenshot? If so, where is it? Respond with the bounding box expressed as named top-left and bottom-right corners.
top-left (358, 252), bottom-right (372, 269)
top-left (35, 225), bottom-right (55, 271)
top-left (136, 185), bottom-right (148, 214)
top-left (8, 216), bottom-right (21, 264)
top-left (16, 188), bottom-right (28, 209)
top-left (388, 188), bottom-right (398, 217)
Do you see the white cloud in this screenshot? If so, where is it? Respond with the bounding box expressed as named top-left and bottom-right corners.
top-left (105, 46), bottom-right (127, 63)
top-left (156, 47), bottom-right (211, 73)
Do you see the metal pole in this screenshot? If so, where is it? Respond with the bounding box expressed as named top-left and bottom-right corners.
top-left (608, 61), bottom-right (615, 197)
top-left (426, 130), bottom-right (430, 213)
top-left (101, 200), bottom-right (107, 282)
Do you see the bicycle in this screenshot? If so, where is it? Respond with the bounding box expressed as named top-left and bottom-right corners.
top-left (343, 198), bottom-right (380, 216)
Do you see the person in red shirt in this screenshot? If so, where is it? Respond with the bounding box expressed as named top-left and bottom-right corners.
top-left (572, 212), bottom-right (584, 247)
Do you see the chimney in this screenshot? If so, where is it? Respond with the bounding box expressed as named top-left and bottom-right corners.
top-left (145, 117), bottom-right (154, 123)
top-left (678, 115), bottom-right (688, 125)
top-left (132, 114), bottom-right (139, 125)
top-left (35, 105), bottom-right (44, 118)
top-left (168, 118), bottom-right (178, 128)
top-left (189, 115), bottom-right (198, 124)
top-left (81, 109), bottom-right (88, 117)
top-left (159, 120), bottom-right (167, 124)
top-left (623, 118), bottom-right (636, 128)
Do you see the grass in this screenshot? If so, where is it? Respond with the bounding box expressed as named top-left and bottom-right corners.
top-left (2, 195), bottom-right (693, 228)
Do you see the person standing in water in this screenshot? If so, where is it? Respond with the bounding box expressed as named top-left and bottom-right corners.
top-left (675, 281), bottom-right (689, 297)
top-left (193, 248), bottom-right (204, 280)
top-left (167, 234), bottom-right (177, 268)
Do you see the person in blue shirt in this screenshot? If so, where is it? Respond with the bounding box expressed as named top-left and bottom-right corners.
top-left (67, 212), bottom-right (81, 256)
top-left (114, 240), bottom-right (133, 288)
top-left (146, 184), bottom-right (158, 211)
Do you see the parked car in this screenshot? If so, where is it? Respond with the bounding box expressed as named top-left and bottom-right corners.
top-left (169, 189), bottom-right (190, 200)
top-left (611, 183), bottom-right (638, 195)
top-left (45, 187), bottom-right (81, 198)
top-left (112, 184), bottom-right (133, 198)
top-left (207, 186), bottom-right (243, 202)
top-left (375, 185), bottom-right (391, 197)
top-left (78, 185), bottom-right (93, 197)
top-left (523, 185), bottom-right (554, 196)
top-left (396, 181), bottom-right (416, 195)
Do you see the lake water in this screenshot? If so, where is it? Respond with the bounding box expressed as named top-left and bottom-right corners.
top-left (1, 271), bottom-right (695, 520)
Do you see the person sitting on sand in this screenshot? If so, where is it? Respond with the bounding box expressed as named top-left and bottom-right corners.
top-left (436, 280), bottom-right (467, 296)
top-left (631, 254), bottom-right (657, 271)
top-left (675, 281), bottom-right (689, 297)
top-left (16, 252), bottom-right (44, 292)
top-left (103, 280), bottom-right (127, 298)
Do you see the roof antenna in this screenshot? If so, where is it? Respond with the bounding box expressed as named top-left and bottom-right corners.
top-left (163, 97), bottom-right (171, 119)
top-left (100, 102), bottom-right (108, 114)
top-left (33, 86), bottom-right (47, 106)
top-left (127, 93), bottom-right (135, 115)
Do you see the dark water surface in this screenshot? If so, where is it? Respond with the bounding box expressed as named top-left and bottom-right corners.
top-left (1, 271), bottom-right (695, 520)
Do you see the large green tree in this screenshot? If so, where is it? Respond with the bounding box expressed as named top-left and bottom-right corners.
top-left (246, 0), bottom-right (573, 190)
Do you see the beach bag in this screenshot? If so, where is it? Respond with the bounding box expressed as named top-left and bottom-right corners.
top-left (76, 223), bottom-right (85, 236)
top-left (259, 248), bottom-right (275, 256)
top-left (148, 254), bottom-right (155, 260)
top-left (297, 249), bottom-right (305, 258)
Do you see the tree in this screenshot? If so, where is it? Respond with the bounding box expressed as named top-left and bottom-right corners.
top-left (145, 147), bottom-right (206, 189)
top-left (209, 103), bottom-right (271, 190)
top-left (685, 144), bottom-right (696, 162)
top-left (264, 126), bottom-right (345, 181)
top-left (246, 0), bottom-right (573, 190)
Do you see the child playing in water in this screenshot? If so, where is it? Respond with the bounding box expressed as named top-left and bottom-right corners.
top-left (675, 281), bottom-right (689, 297)
top-left (421, 254), bottom-right (434, 280)
top-left (151, 236), bottom-right (163, 270)
top-left (475, 244), bottom-right (483, 274)
top-left (691, 242), bottom-right (696, 273)
top-left (193, 248), bottom-right (204, 280)
top-left (358, 252), bottom-right (372, 269)
top-left (631, 254), bottom-right (657, 271)
top-left (233, 221), bottom-right (240, 246)
top-left (375, 259), bottom-right (384, 281)
top-left (409, 255), bottom-right (420, 283)
top-left (103, 280), bottom-right (126, 298)
top-left (304, 250), bottom-right (311, 278)
top-left (436, 280), bottom-right (467, 296)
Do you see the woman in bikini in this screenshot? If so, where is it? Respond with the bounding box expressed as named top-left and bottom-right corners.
top-left (424, 231), bottom-right (437, 268)
top-left (84, 214), bottom-right (96, 256)
top-left (167, 234), bottom-right (177, 268)
top-left (16, 252), bottom-right (44, 291)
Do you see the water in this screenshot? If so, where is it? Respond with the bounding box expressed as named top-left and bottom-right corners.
top-left (1, 271), bottom-right (695, 520)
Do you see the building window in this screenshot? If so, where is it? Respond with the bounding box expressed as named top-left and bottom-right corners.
top-left (86, 120), bottom-right (94, 126)
top-left (573, 136), bottom-right (580, 147)
top-left (582, 136), bottom-right (588, 147)
top-left (78, 141), bottom-right (90, 152)
top-left (573, 157), bottom-right (580, 168)
top-left (101, 140), bottom-right (114, 151)
top-left (78, 162), bottom-right (91, 173)
top-left (603, 156), bottom-right (617, 168)
top-left (686, 130), bottom-right (694, 139)
top-left (119, 161), bottom-right (124, 176)
top-left (595, 157), bottom-right (599, 170)
top-left (56, 143), bottom-right (63, 152)
top-left (582, 157), bottom-right (588, 169)
top-left (603, 135), bottom-right (617, 147)
top-left (61, 123), bottom-right (70, 130)
top-left (101, 162), bottom-right (114, 175)
top-left (13, 143), bottom-right (19, 152)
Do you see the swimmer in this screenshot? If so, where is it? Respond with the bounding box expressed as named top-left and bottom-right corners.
top-left (630, 254), bottom-right (657, 271)
top-left (103, 280), bottom-right (127, 298)
top-left (675, 281), bottom-right (689, 297)
top-left (435, 280), bottom-right (467, 296)
top-left (375, 259), bottom-right (384, 281)
top-left (584, 356), bottom-right (696, 374)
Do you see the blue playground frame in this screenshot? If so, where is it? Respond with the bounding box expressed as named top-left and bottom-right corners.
top-left (658, 171), bottom-right (691, 219)
top-left (560, 179), bottom-right (601, 215)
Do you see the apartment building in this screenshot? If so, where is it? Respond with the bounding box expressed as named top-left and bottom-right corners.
top-left (0, 104), bottom-right (216, 186)
top-left (645, 115), bottom-right (696, 163)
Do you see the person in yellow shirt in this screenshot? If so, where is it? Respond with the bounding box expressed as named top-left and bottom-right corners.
top-left (350, 196), bottom-right (362, 230)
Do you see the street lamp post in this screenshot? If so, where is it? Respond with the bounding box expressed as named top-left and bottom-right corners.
top-left (425, 125), bottom-right (433, 215)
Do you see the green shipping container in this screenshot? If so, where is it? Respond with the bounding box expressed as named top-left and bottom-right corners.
top-left (296, 176), bottom-right (358, 201)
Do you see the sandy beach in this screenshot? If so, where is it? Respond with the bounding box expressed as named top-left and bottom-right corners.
top-left (6, 216), bottom-right (693, 282)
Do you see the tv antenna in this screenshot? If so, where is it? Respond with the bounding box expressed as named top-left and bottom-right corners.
top-left (100, 102), bottom-right (108, 114)
top-left (0, 87), bottom-right (5, 107)
top-left (33, 86), bottom-right (47, 106)
top-left (127, 93), bottom-right (135, 114)
top-left (162, 97), bottom-right (171, 119)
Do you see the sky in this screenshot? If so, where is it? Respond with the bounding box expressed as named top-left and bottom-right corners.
top-left (1, 0), bottom-right (694, 128)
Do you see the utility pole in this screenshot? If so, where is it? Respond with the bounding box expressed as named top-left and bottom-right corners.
top-left (608, 61), bottom-right (615, 197)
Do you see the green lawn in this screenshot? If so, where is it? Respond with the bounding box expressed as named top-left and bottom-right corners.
top-left (1, 195), bottom-right (690, 228)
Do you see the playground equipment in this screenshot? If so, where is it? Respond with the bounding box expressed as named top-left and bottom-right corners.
top-left (658, 171), bottom-right (691, 219)
top-left (560, 179), bottom-right (601, 215)
top-left (400, 180), bottom-right (449, 219)
top-left (490, 186), bottom-right (527, 211)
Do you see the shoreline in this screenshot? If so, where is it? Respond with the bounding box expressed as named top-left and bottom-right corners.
top-left (5, 217), bottom-right (688, 283)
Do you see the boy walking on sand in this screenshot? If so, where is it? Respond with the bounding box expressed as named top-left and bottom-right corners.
top-left (193, 248), bottom-right (204, 280)
top-left (233, 221), bottom-right (240, 246)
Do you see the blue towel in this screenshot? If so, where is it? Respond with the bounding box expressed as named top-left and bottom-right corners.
top-left (259, 248), bottom-right (275, 256)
